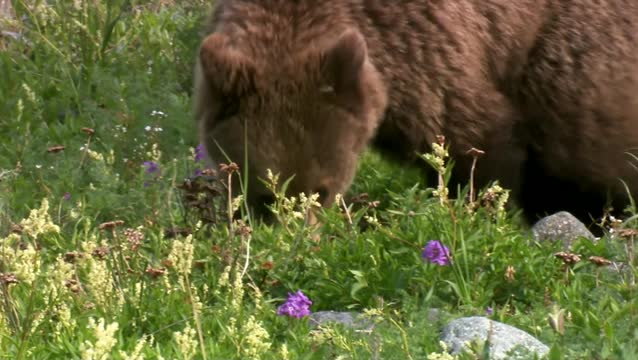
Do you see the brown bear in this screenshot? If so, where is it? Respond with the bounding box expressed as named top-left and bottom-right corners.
top-left (194, 0), bottom-right (638, 227)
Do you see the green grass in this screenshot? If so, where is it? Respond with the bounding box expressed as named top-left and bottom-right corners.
top-left (1, 1), bottom-right (638, 359)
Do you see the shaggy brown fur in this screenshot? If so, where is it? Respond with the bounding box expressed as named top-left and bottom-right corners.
top-left (194, 0), bottom-right (638, 226)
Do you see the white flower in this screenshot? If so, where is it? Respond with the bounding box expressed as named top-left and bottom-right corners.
top-left (150, 110), bottom-right (166, 117)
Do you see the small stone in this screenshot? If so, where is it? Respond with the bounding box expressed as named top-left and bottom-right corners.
top-left (532, 211), bottom-right (595, 250)
top-left (441, 316), bottom-right (549, 360)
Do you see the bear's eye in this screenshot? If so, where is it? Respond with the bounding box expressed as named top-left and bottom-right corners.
top-left (215, 96), bottom-right (240, 122)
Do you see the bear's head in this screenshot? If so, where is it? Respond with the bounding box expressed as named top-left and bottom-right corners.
top-left (195, 28), bottom-right (388, 220)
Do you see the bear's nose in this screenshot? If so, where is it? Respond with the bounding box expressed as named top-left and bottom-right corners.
top-left (256, 194), bottom-right (276, 207)
top-left (312, 186), bottom-right (330, 205)
top-left (250, 193), bottom-right (276, 222)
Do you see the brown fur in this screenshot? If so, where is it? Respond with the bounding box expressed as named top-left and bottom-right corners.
top-left (194, 0), bottom-right (638, 226)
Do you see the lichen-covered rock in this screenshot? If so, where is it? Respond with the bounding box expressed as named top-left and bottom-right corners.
top-left (308, 311), bottom-right (375, 331)
top-left (441, 316), bottom-right (549, 359)
top-left (532, 211), bottom-right (596, 249)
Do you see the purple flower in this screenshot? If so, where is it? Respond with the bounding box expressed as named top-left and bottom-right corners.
top-left (277, 290), bottom-right (313, 318)
top-left (194, 144), bottom-right (206, 163)
top-left (63, 192), bottom-right (71, 201)
top-left (422, 240), bottom-right (451, 266)
top-left (143, 161), bottom-right (159, 174)
top-left (486, 306), bottom-right (493, 316)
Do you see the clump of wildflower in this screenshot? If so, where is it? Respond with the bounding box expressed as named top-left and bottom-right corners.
top-left (554, 251), bottom-right (581, 265)
top-left (232, 195), bottom-right (244, 213)
top-left (266, 168), bottom-right (279, 187)
top-left (47, 145), bottom-right (65, 153)
top-left (426, 341), bottom-right (457, 360)
top-left (45, 255), bottom-right (76, 335)
top-left (99, 220), bottom-right (124, 231)
top-left (142, 161), bottom-right (159, 174)
top-left (278, 343), bottom-right (290, 360)
top-left (192, 144), bottom-right (209, 176)
top-left (277, 290), bottom-right (313, 318)
top-left (19, 198), bottom-right (60, 239)
top-left (268, 188), bottom-right (321, 227)
top-left (167, 234), bottom-right (195, 291)
top-left (420, 136), bottom-right (450, 204)
top-left (242, 315), bottom-right (272, 359)
top-left (70, 200), bottom-right (83, 219)
top-left (364, 214), bottom-right (381, 228)
top-left (247, 283), bottom-right (264, 312)
top-left (118, 334), bottom-right (151, 360)
top-left (480, 183), bottom-right (510, 220)
top-left (309, 324), bottom-right (353, 351)
top-left (150, 110), bottom-right (167, 117)
top-left (215, 265), bottom-right (231, 297)
top-left (8, 243), bottom-right (40, 285)
top-left (429, 141), bottom-right (449, 172)
top-left (146, 143), bottom-right (162, 162)
top-left (80, 317), bottom-right (119, 360)
top-left (51, 303), bottom-right (74, 337)
top-left (144, 125), bottom-right (164, 132)
top-left (422, 240), bottom-right (451, 266)
top-left (63, 192), bottom-right (71, 201)
top-left (106, 149), bottom-right (116, 165)
top-left (194, 144), bottom-right (206, 163)
top-left (504, 265), bottom-right (516, 282)
top-left (299, 192), bottom-right (321, 211)
top-left (22, 83), bottom-right (37, 104)
top-left (229, 266), bottom-right (245, 311)
top-left (588, 255), bottom-right (612, 266)
top-left (0, 273), bottom-right (19, 286)
top-left (79, 239), bottom-right (123, 309)
top-left (15, 98), bottom-right (24, 121)
top-left (89, 259), bottom-right (119, 308)
top-left (173, 324), bottom-right (198, 360)
top-left (145, 266), bottom-right (166, 279)
top-left (362, 307), bottom-right (385, 319)
top-left (86, 149), bottom-right (104, 162)
top-left (142, 161), bottom-right (160, 187)
top-left (123, 227), bottom-right (144, 252)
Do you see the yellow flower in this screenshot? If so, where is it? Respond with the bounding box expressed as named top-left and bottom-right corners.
top-left (81, 318), bottom-right (119, 360)
top-left (173, 325), bottom-right (198, 360)
top-left (19, 198), bottom-right (60, 239)
top-left (242, 316), bottom-right (271, 359)
top-left (167, 234), bottom-right (194, 291)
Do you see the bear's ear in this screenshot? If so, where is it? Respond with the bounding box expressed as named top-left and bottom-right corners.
top-left (199, 33), bottom-right (256, 95)
top-left (320, 29), bottom-right (368, 108)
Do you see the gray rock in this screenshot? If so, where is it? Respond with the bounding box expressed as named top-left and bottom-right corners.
top-left (308, 311), bottom-right (375, 331)
top-left (532, 211), bottom-right (595, 249)
top-left (602, 261), bottom-right (635, 284)
top-left (441, 316), bottom-right (549, 359)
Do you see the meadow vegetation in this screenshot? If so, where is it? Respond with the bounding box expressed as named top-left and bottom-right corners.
top-left (1, 1), bottom-right (638, 359)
